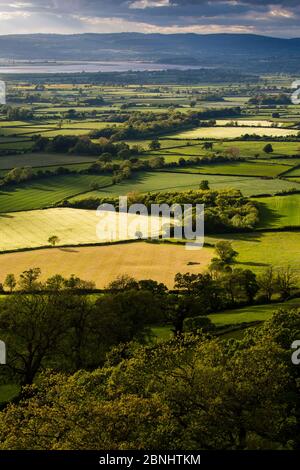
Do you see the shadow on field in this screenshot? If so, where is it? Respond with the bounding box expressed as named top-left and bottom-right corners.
top-left (0, 189), bottom-right (15, 195)
top-left (97, 172), bottom-right (152, 194)
top-left (256, 201), bottom-right (282, 228)
top-left (235, 261), bottom-right (269, 267)
top-left (59, 247), bottom-right (79, 253)
top-left (217, 232), bottom-right (264, 243)
top-left (0, 181), bottom-right (56, 194)
top-left (30, 182), bottom-right (57, 191)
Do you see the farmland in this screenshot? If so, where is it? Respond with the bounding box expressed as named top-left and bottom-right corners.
top-left (255, 194), bottom-right (300, 228)
top-left (0, 174), bottom-right (112, 212)
top-left (153, 296), bottom-right (300, 341)
top-left (163, 161), bottom-right (289, 177)
top-left (206, 232), bottom-right (300, 273)
top-left (69, 171), bottom-right (298, 200)
top-left (282, 166), bottom-right (300, 177)
top-left (0, 34), bottom-right (300, 453)
top-left (209, 297), bottom-right (300, 326)
top-left (0, 79), bottom-right (299, 315)
top-left (0, 152), bottom-right (95, 170)
top-left (129, 140), bottom-right (300, 159)
top-left (0, 242), bottom-right (213, 288)
top-left (0, 208), bottom-right (172, 251)
top-left (2, 169), bottom-right (299, 213)
top-left (0, 79), bottom-right (300, 266)
top-left (168, 126), bottom-right (299, 140)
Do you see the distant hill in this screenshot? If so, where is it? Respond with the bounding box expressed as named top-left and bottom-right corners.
top-left (0, 33), bottom-right (300, 72)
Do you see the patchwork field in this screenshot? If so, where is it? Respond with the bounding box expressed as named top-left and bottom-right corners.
top-left (0, 81), bottom-right (300, 288)
top-left (1, 70), bottom-right (300, 439)
top-left (0, 242), bottom-right (213, 288)
top-left (130, 140), bottom-right (300, 158)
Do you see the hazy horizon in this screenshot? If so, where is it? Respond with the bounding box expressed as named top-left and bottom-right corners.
top-left (0, 31), bottom-right (299, 39)
top-left (0, 1), bottom-right (298, 38)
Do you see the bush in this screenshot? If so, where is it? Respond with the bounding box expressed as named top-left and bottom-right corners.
top-left (184, 315), bottom-right (215, 333)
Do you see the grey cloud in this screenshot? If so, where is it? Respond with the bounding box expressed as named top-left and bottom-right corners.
top-left (0, 0), bottom-right (299, 36)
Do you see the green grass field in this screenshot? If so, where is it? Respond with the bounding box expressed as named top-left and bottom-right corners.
top-left (152, 297), bottom-right (300, 341)
top-left (198, 141), bottom-right (299, 158)
top-left (131, 140), bottom-right (300, 159)
top-left (3, 164), bottom-right (297, 215)
top-left (0, 152), bottom-right (96, 170)
top-left (69, 171), bottom-right (299, 201)
top-left (209, 298), bottom-right (300, 325)
top-left (255, 194), bottom-right (300, 228)
top-left (282, 166), bottom-right (300, 177)
top-left (0, 174), bottom-right (112, 212)
top-left (166, 161), bottom-right (289, 177)
top-left (0, 140), bottom-right (33, 151)
top-left (206, 232), bottom-right (300, 273)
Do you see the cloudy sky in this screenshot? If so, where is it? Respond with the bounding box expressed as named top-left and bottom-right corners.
top-left (0, 0), bottom-right (299, 37)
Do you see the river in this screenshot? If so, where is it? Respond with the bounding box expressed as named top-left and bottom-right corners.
top-left (0, 60), bottom-right (205, 74)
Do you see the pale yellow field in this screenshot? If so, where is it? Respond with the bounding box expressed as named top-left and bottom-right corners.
top-left (0, 208), bottom-right (170, 251)
top-left (0, 242), bottom-right (213, 288)
top-left (170, 126), bottom-right (298, 140)
top-left (215, 119), bottom-right (285, 127)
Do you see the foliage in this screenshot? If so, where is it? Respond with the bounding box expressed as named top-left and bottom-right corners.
top-left (68, 188), bottom-right (260, 233)
top-left (0, 309), bottom-right (299, 449)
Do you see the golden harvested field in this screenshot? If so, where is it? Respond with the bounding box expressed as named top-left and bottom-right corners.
top-left (0, 242), bottom-right (213, 288)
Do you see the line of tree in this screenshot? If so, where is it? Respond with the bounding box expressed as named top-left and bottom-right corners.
top-left (1, 105), bottom-right (34, 121)
top-left (89, 108), bottom-right (241, 141)
top-left (32, 134), bottom-right (136, 156)
top-left (248, 93), bottom-right (291, 105)
top-left (237, 133), bottom-right (300, 141)
top-left (64, 188), bottom-right (260, 233)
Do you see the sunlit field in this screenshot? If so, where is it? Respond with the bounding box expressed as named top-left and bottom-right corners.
top-left (0, 208), bottom-right (174, 251)
top-left (255, 194), bottom-right (300, 228)
top-left (206, 232), bottom-right (300, 273)
top-left (0, 242), bottom-right (213, 288)
top-left (170, 126), bottom-right (299, 139)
